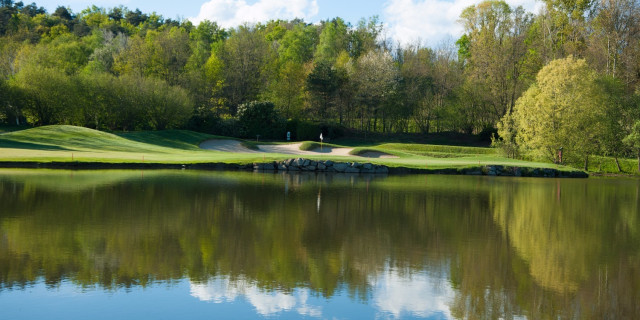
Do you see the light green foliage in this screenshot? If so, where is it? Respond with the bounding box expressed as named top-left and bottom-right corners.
top-left (623, 121), bottom-right (640, 150)
top-left (187, 20), bottom-right (226, 69)
top-left (539, 0), bottom-right (595, 57)
top-left (314, 18), bottom-right (349, 63)
top-left (278, 22), bottom-right (317, 63)
top-left (263, 60), bottom-right (306, 119)
top-left (217, 24), bottom-right (270, 113)
top-left (623, 121), bottom-right (640, 172)
top-left (504, 56), bottom-right (606, 163)
top-left (10, 65), bottom-right (191, 130)
top-left (352, 50), bottom-right (398, 132)
top-left (459, 1), bottom-right (534, 128)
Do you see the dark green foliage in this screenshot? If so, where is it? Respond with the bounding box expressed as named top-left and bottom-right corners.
top-left (295, 120), bottom-right (320, 141)
top-left (125, 9), bottom-right (147, 26)
top-left (187, 106), bottom-right (220, 134)
top-left (289, 120), bottom-right (344, 142)
top-left (237, 101), bottom-right (285, 139)
top-left (307, 61), bottom-right (342, 118)
top-left (53, 6), bottom-right (72, 21)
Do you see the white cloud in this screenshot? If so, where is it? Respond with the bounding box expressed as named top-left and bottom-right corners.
top-left (191, 0), bottom-right (319, 27)
top-left (190, 276), bottom-right (242, 303)
top-left (371, 269), bottom-right (454, 318)
top-left (383, 0), bottom-right (542, 46)
top-left (190, 277), bottom-right (322, 317)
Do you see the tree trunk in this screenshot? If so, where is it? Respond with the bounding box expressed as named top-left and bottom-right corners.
top-left (615, 157), bottom-right (622, 173)
top-left (584, 155), bottom-right (589, 171)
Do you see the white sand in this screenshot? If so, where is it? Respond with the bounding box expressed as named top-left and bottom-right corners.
top-left (258, 143), bottom-right (354, 156)
top-left (199, 139), bottom-right (398, 158)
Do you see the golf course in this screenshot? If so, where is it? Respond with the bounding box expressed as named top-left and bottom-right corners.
top-left (0, 124), bottom-right (595, 173)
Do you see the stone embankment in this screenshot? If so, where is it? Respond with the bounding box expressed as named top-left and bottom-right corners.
top-left (253, 158), bottom-right (389, 174)
top-left (0, 159), bottom-right (588, 178)
top-left (250, 158), bottom-right (588, 178)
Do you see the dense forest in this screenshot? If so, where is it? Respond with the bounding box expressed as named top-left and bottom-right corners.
top-left (0, 0), bottom-right (639, 164)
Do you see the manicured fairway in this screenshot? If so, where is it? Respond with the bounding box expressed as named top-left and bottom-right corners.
top-left (0, 125), bottom-right (574, 170)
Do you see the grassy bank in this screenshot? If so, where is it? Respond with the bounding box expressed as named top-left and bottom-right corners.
top-left (0, 125), bottom-right (631, 174)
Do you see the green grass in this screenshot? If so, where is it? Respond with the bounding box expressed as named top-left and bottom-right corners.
top-left (586, 155), bottom-right (639, 175)
top-left (0, 125), bottom-right (267, 163)
top-left (0, 125), bottom-right (627, 174)
top-left (299, 141), bottom-right (342, 151)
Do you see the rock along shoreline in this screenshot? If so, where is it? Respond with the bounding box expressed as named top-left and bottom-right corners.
top-left (0, 158), bottom-right (589, 178)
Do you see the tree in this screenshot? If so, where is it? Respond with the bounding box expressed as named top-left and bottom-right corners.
top-left (537, 0), bottom-right (596, 59)
top-left (314, 18), bottom-right (349, 63)
top-left (399, 45), bottom-right (435, 133)
top-left (237, 101), bottom-right (285, 139)
top-left (622, 120), bottom-right (640, 172)
top-left (218, 24), bottom-right (270, 114)
top-left (349, 16), bottom-right (382, 58)
top-left (500, 56), bottom-right (606, 167)
top-left (263, 60), bottom-right (306, 119)
top-left (12, 66), bottom-right (79, 125)
top-left (352, 50), bottom-right (397, 132)
top-left (458, 1), bottom-right (534, 129)
top-left (596, 76), bottom-right (636, 171)
top-left (307, 60), bottom-right (341, 119)
top-left (587, 0), bottom-right (640, 89)
top-left (279, 22), bottom-right (317, 64)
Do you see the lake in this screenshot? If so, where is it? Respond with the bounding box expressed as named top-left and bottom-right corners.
top-left (0, 169), bottom-right (638, 319)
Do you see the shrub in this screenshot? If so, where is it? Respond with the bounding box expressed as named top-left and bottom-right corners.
top-left (237, 101), bottom-right (285, 139)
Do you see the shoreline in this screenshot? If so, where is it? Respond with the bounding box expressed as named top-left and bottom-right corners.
top-left (0, 158), bottom-right (589, 178)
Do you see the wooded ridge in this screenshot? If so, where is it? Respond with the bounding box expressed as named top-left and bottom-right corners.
top-left (0, 0), bottom-right (639, 169)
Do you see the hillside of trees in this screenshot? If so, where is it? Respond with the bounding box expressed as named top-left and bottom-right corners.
top-left (0, 0), bottom-right (639, 165)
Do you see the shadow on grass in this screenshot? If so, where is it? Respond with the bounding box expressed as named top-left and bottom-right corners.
top-left (0, 139), bottom-right (70, 151)
top-left (0, 125), bottom-right (31, 134)
top-left (117, 130), bottom-right (209, 151)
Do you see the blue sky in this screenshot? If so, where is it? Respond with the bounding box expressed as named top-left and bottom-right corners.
top-left (33, 0), bottom-right (541, 46)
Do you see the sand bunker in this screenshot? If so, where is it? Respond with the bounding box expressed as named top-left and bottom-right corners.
top-left (258, 143), bottom-right (354, 156)
top-left (200, 139), bottom-right (359, 157)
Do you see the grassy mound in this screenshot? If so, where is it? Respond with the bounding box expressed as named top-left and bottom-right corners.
top-left (0, 125), bottom-right (216, 153)
top-left (299, 141), bottom-right (342, 151)
top-left (349, 148), bottom-right (399, 158)
top-left (378, 143), bottom-right (496, 156)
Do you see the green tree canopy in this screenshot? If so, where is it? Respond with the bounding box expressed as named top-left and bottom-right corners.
top-left (500, 56), bottom-right (607, 164)
top-left (623, 120), bottom-right (640, 172)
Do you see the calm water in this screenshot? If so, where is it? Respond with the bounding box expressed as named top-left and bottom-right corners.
top-left (0, 169), bottom-right (638, 319)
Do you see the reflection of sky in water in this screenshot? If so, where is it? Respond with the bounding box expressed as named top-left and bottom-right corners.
top-left (371, 269), bottom-right (453, 319)
top-left (190, 267), bottom-right (453, 319)
top-left (190, 277), bottom-right (321, 317)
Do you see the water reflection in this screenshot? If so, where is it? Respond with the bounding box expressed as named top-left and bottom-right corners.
top-left (0, 170), bottom-right (639, 318)
top-left (371, 268), bottom-right (453, 319)
top-left (190, 277), bottom-right (322, 317)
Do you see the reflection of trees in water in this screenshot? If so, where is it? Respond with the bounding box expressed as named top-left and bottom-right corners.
top-left (0, 171), bottom-right (468, 297)
top-left (0, 171), bottom-right (639, 318)
top-left (489, 178), bottom-right (640, 318)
